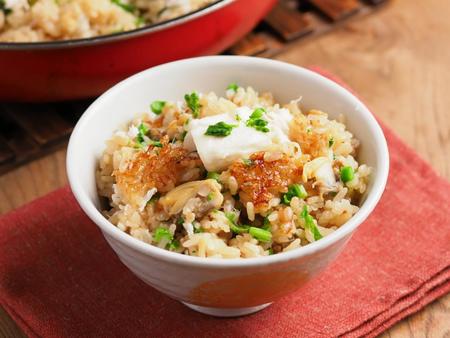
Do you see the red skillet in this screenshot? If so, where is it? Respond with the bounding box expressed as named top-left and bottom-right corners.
top-left (0, 0), bottom-right (276, 102)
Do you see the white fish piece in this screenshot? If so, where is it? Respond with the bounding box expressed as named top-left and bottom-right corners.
top-left (183, 106), bottom-right (294, 172)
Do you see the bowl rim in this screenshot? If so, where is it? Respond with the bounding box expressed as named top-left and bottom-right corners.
top-left (67, 55), bottom-right (389, 269)
top-left (0, 0), bottom-right (232, 50)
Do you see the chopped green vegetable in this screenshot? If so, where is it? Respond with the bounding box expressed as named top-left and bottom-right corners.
top-left (154, 227), bottom-right (173, 242)
top-left (180, 131), bottom-right (187, 141)
top-left (167, 240), bottom-right (180, 250)
top-left (328, 137), bottom-right (334, 147)
top-left (246, 108), bottom-right (269, 133)
top-left (150, 100), bottom-right (166, 115)
top-left (207, 192), bottom-right (214, 201)
top-left (111, 0), bottom-right (135, 13)
top-left (263, 216), bottom-right (271, 230)
top-left (281, 184), bottom-right (308, 204)
top-left (235, 114), bottom-right (241, 121)
top-left (340, 166), bottom-right (355, 183)
top-left (0, 0), bottom-right (12, 14)
top-left (136, 123), bottom-right (149, 144)
top-left (300, 206), bottom-right (322, 241)
top-left (147, 192), bottom-right (160, 205)
top-left (136, 123), bottom-right (162, 148)
top-left (249, 227), bottom-right (272, 242)
top-left (206, 171), bottom-right (220, 181)
top-left (268, 248), bottom-right (274, 255)
top-left (225, 212), bottom-right (250, 234)
top-left (184, 92), bottom-right (201, 118)
top-left (204, 121), bottom-right (237, 137)
top-left (135, 16), bottom-right (145, 26)
top-left (176, 216), bottom-right (184, 226)
top-left (250, 108), bottom-right (265, 119)
top-left (231, 224), bottom-right (250, 234)
top-left (227, 83), bottom-right (239, 92)
top-left (243, 158), bottom-right (253, 166)
top-left (194, 226), bottom-right (204, 233)
top-left (152, 140), bottom-right (163, 147)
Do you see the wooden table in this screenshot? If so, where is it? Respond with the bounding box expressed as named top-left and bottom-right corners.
top-left (0, 0), bottom-right (449, 336)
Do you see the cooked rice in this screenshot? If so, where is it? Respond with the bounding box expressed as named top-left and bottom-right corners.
top-left (96, 85), bottom-right (372, 259)
top-left (0, 0), bottom-right (217, 42)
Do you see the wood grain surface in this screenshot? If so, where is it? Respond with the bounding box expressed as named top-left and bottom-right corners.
top-left (0, 0), bottom-right (449, 336)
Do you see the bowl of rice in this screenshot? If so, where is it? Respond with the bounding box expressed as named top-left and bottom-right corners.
top-left (67, 56), bottom-right (389, 317)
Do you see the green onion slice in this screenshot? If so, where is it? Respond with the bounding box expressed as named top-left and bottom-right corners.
top-left (154, 227), bottom-right (173, 242)
top-left (150, 100), bottom-right (166, 115)
top-left (340, 166), bottom-right (355, 183)
top-left (184, 92), bottom-right (201, 118)
top-left (206, 171), bottom-right (220, 181)
top-left (249, 227), bottom-right (272, 242)
top-left (227, 83), bottom-right (239, 92)
top-left (204, 121), bottom-right (237, 137)
top-left (300, 206), bottom-right (322, 241)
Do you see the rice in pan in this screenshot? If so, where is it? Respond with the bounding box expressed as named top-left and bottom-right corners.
top-left (96, 84), bottom-right (371, 258)
top-left (0, 0), bottom-right (217, 42)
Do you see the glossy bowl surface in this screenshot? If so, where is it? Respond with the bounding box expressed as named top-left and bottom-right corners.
top-left (67, 56), bottom-right (389, 316)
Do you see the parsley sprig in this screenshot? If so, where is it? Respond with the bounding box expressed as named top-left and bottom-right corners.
top-left (0, 0), bottom-right (12, 15)
top-left (300, 206), bottom-right (322, 241)
top-left (227, 83), bottom-right (239, 92)
top-left (281, 184), bottom-right (308, 205)
top-left (184, 92), bottom-right (201, 118)
top-left (136, 123), bottom-right (162, 148)
top-left (111, 0), bottom-right (136, 13)
top-left (150, 100), bottom-right (166, 115)
top-left (204, 121), bottom-right (237, 137)
top-left (246, 108), bottom-right (269, 133)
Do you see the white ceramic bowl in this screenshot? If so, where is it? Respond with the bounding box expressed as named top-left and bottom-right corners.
top-left (67, 56), bottom-right (389, 317)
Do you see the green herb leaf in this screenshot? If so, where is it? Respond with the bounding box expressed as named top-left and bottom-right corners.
top-left (167, 240), bottom-right (180, 250)
top-left (111, 0), bottom-right (136, 13)
top-left (206, 171), bottom-right (220, 181)
top-left (176, 216), bottom-right (184, 226)
top-left (246, 108), bottom-right (270, 133)
top-left (243, 158), bottom-right (253, 166)
top-left (136, 123), bottom-right (162, 148)
top-left (0, 0), bottom-right (12, 14)
top-left (147, 192), bottom-right (160, 205)
top-left (135, 16), bottom-right (145, 26)
top-left (281, 184), bottom-right (308, 205)
top-left (227, 83), bottom-right (239, 92)
top-left (150, 100), bottom-right (166, 115)
top-left (207, 192), bottom-right (214, 201)
top-left (184, 92), bottom-right (201, 118)
top-left (249, 227), bottom-right (272, 242)
top-left (340, 166), bottom-right (355, 183)
top-left (136, 123), bottom-right (149, 145)
top-left (154, 227), bottom-right (173, 242)
top-left (181, 131), bottom-right (187, 141)
top-left (300, 206), bottom-right (322, 241)
top-left (225, 212), bottom-right (250, 234)
top-left (268, 248), bottom-right (274, 255)
top-left (262, 216), bottom-right (271, 230)
top-left (149, 140), bottom-right (163, 148)
top-left (250, 108), bottom-right (265, 119)
top-left (204, 121), bottom-right (237, 137)
top-left (328, 137), bottom-right (334, 148)
top-left (194, 225), bottom-right (204, 233)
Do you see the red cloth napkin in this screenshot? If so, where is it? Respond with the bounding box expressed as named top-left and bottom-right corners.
top-left (1, 72), bottom-right (449, 338)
